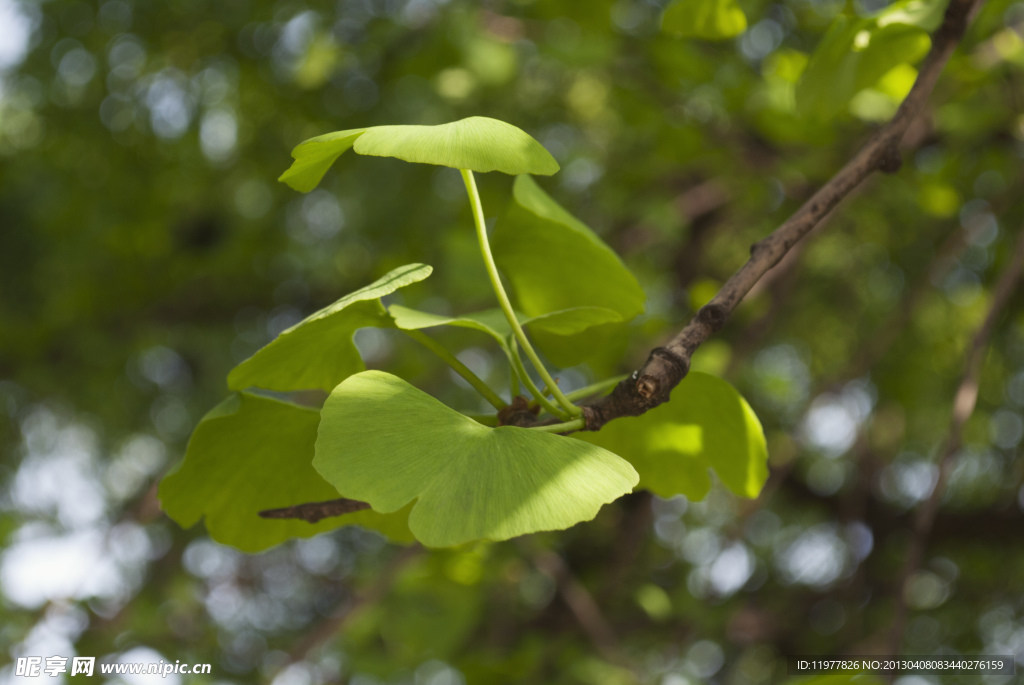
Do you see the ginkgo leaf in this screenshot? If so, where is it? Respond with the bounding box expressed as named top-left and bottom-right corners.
top-left (389, 305), bottom-right (512, 350)
top-left (493, 176), bottom-right (645, 320)
top-left (279, 117), bottom-right (558, 192)
top-left (278, 129), bottom-right (366, 192)
top-left (797, 21), bottom-right (929, 119)
top-left (876, 0), bottom-right (946, 30)
top-left (523, 307), bottom-right (624, 336)
top-left (388, 305), bottom-right (520, 373)
top-left (524, 307), bottom-right (627, 368)
top-left (159, 391), bottom-right (412, 553)
top-left (314, 371), bottom-right (638, 547)
top-left (662, 0), bottom-right (748, 40)
top-left (228, 264), bottom-right (432, 393)
top-left (493, 175), bottom-right (645, 365)
top-left (354, 118), bottom-right (559, 175)
top-left (579, 372), bottom-right (768, 500)
top-left (390, 304), bottom-right (626, 373)
top-left (390, 304), bottom-right (622, 344)
top-left (796, 0), bottom-right (944, 119)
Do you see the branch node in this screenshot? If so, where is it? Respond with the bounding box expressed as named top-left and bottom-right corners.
top-left (582, 405), bottom-right (603, 431)
top-left (697, 303), bottom-right (728, 332)
top-left (259, 498), bottom-right (371, 523)
top-left (498, 395), bottom-right (540, 427)
top-left (636, 375), bottom-right (659, 399)
top-left (878, 146), bottom-right (903, 174)
top-left (636, 346), bottom-right (690, 401)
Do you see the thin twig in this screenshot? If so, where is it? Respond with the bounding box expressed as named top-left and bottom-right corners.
top-left (259, 498), bottom-right (371, 523)
top-left (531, 549), bottom-right (627, 667)
top-left (727, 219), bottom-right (976, 525)
top-left (403, 328), bottom-right (507, 411)
top-left (584, 0), bottom-right (985, 432)
top-left (886, 228), bottom-right (1024, 656)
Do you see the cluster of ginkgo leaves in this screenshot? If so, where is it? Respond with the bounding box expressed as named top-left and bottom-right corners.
top-left (158, 117), bottom-right (769, 551)
top-left (156, 0), bottom-right (949, 555)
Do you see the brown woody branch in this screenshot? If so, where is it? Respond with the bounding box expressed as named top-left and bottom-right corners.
top-left (259, 497), bottom-right (370, 523)
top-left (725, 222), bottom-right (974, 525)
top-left (582, 0), bottom-right (984, 431)
top-left (886, 227), bottom-right (1024, 655)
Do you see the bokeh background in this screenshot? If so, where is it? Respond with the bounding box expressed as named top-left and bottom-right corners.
top-left (2, 0), bottom-right (1024, 683)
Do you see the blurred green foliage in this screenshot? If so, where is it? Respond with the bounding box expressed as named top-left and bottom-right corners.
top-left (2, 0), bottom-right (1024, 683)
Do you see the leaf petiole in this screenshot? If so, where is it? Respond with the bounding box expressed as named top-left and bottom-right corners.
top-left (402, 329), bottom-right (507, 411)
top-left (529, 374), bottom-right (630, 411)
top-left (509, 337), bottom-right (571, 420)
top-left (461, 169), bottom-right (581, 418)
top-left (509, 365), bottom-right (521, 399)
top-left (527, 418), bottom-right (586, 434)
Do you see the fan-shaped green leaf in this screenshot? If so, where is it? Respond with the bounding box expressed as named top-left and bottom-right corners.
top-left (389, 305), bottom-right (512, 350)
top-left (228, 264), bottom-right (432, 392)
top-left (524, 307), bottom-right (627, 368)
top-left (796, 0), bottom-right (943, 119)
top-left (662, 0), bottom-right (748, 40)
top-left (493, 176), bottom-right (644, 320)
top-left (523, 307), bottom-right (624, 336)
top-left (388, 305), bottom-right (519, 375)
top-left (492, 175), bottom-right (644, 365)
top-left (159, 391), bottom-right (412, 552)
top-left (278, 129), bottom-right (366, 192)
top-left (876, 0), bottom-right (946, 30)
top-left (314, 371), bottom-right (638, 547)
top-left (279, 118), bottom-right (558, 192)
top-left (390, 304), bottom-right (626, 373)
top-left (579, 372), bottom-right (768, 500)
top-left (390, 304), bottom-right (623, 344)
top-left (354, 117), bottom-right (559, 176)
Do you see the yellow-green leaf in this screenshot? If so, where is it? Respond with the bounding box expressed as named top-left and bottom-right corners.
top-left (796, 0), bottom-right (946, 120)
top-left (492, 175), bottom-right (645, 365)
top-left (579, 372), bottom-right (768, 500)
top-left (279, 129), bottom-right (366, 192)
top-left (314, 371), bottom-right (638, 547)
top-left (354, 117), bottom-right (558, 176)
top-left (159, 392), bottom-right (411, 552)
top-left (279, 117), bottom-right (558, 192)
top-left (228, 264), bottom-right (431, 392)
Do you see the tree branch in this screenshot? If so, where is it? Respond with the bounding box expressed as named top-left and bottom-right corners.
top-left (583, 0), bottom-right (985, 432)
top-left (886, 226), bottom-right (1024, 655)
top-left (530, 549), bottom-right (627, 667)
top-left (259, 497), bottom-right (371, 523)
